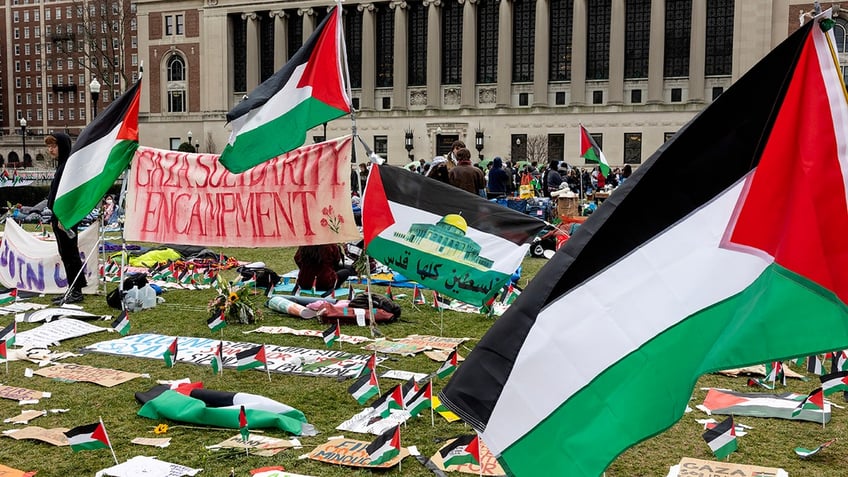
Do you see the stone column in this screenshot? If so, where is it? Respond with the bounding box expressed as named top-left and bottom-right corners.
top-left (532, 0), bottom-right (549, 106)
top-left (271, 10), bottom-right (288, 70)
top-left (359, 3), bottom-right (377, 111)
top-left (391, 0), bottom-right (409, 110)
top-left (241, 12), bottom-right (260, 91)
top-left (569, 0), bottom-right (587, 106)
top-left (647, 0), bottom-right (665, 103)
top-left (608, 0), bottom-right (625, 104)
top-left (461, 0), bottom-right (477, 108)
top-left (688, 0), bottom-right (706, 103)
top-left (496, 0), bottom-right (513, 107)
top-left (299, 7), bottom-right (315, 43)
top-left (425, 0), bottom-right (442, 109)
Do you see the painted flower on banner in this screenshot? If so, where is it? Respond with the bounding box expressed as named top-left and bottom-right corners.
top-left (321, 205), bottom-right (345, 234)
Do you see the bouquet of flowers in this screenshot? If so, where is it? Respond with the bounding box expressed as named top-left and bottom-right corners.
top-left (207, 276), bottom-right (262, 324)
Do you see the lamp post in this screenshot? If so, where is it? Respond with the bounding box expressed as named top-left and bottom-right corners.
top-left (404, 128), bottom-right (414, 160)
top-left (187, 131), bottom-right (193, 152)
top-left (89, 77), bottom-right (101, 119)
top-left (19, 118), bottom-right (26, 168)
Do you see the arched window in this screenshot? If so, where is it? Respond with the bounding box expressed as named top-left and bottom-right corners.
top-left (836, 18), bottom-right (848, 88)
top-left (166, 54), bottom-right (186, 113)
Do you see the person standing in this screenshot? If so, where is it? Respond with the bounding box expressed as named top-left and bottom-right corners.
top-left (358, 163), bottom-right (369, 192)
top-left (427, 155), bottom-right (451, 184)
top-left (486, 157), bottom-right (511, 199)
top-left (448, 148), bottom-right (485, 196)
top-left (46, 133), bottom-right (86, 304)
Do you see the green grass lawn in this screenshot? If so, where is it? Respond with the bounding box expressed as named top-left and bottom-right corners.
top-left (0, 237), bottom-right (844, 476)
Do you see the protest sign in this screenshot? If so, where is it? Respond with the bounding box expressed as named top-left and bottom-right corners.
top-left (15, 318), bottom-right (106, 348)
top-left (430, 437), bottom-right (505, 476)
top-left (95, 456), bottom-right (202, 477)
top-left (308, 437), bottom-right (408, 468)
top-left (213, 433), bottom-right (299, 456)
top-left (667, 457), bottom-right (787, 477)
top-left (124, 138), bottom-right (359, 248)
top-left (34, 363), bottom-right (141, 387)
top-left (246, 326), bottom-right (372, 345)
top-left (380, 370), bottom-right (428, 382)
top-left (131, 437), bottom-right (171, 448)
top-left (4, 410), bottom-right (47, 424)
top-left (2, 426), bottom-right (68, 446)
top-left (424, 349), bottom-right (465, 363)
top-left (0, 463), bottom-right (36, 477)
top-left (336, 408), bottom-right (410, 436)
top-left (362, 340), bottom-right (428, 356)
top-left (16, 307), bottom-right (106, 323)
top-left (396, 334), bottom-right (470, 351)
top-left (0, 219), bottom-right (98, 294)
top-left (86, 333), bottom-right (384, 378)
top-left (0, 385), bottom-right (46, 402)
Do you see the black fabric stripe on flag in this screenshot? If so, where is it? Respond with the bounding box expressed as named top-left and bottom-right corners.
top-left (72, 80), bottom-right (141, 150)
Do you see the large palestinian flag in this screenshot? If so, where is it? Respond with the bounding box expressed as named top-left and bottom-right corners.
top-left (219, 6), bottom-right (350, 173)
top-left (53, 80), bottom-right (141, 228)
top-left (440, 15), bottom-right (848, 477)
top-left (362, 165), bottom-right (545, 306)
top-left (135, 384), bottom-right (316, 436)
top-left (701, 388), bottom-right (830, 423)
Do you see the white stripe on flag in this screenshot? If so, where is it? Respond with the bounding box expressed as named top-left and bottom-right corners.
top-left (55, 122), bottom-right (122, 196)
top-left (227, 66), bottom-right (310, 143)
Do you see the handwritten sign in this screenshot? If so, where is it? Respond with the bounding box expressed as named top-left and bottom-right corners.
top-left (246, 326), bottom-right (372, 345)
top-left (85, 334), bottom-right (384, 379)
top-left (125, 139), bottom-right (360, 248)
top-left (335, 408), bottom-right (411, 436)
top-left (396, 334), bottom-right (469, 351)
top-left (362, 340), bottom-right (428, 356)
top-left (15, 318), bottom-right (106, 348)
top-left (214, 434), bottom-right (298, 456)
top-left (0, 218), bottom-right (98, 294)
top-left (34, 363), bottom-right (141, 387)
top-left (0, 463), bottom-right (36, 476)
top-left (671, 458), bottom-right (786, 477)
top-left (2, 426), bottom-right (68, 447)
top-left (308, 438), bottom-right (408, 468)
top-left (430, 437), bottom-right (506, 476)
top-left (0, 385), bottom-right (45, 402)
top-left (95, 456), bottom-right (202, 477)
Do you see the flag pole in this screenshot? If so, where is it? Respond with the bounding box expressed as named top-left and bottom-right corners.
top-left (398, 426), bottom-right (402, 473)
top-left (430, 379), bottom-right (435, 428)
top-left (100, 416), bottom-right (119, 465)
top-left (337, 319), bottom-right (341, 349)
top-left (264, 344), bottom-right (271, 382)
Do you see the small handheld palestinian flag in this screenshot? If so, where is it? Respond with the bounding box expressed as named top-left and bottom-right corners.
top-left (439, 434), bottom-right (481, 467)
top-left (358, 352), bottom-right (378, 378)
top-left (747, 378), bottom-right (773, 390)
top-left (111, 310), bottom-right (130, 336)
top-left (807, 355), bottom-right (824, 375)
top-left (436, 349), bottom-right (458, 379)
top-left (406, 380), bottom-right (433, 418)
top-left (236, 345), bottom-right (267, 371)
top-left (348, 368), bottom-right (380, 405)
top-left (401, 377), bottom-right (420, 406)
top-left (0, 321), bottom-right (14, 363)
top-left (820, 370), bottom-right (848, 396)
top-left (385, 284), bottom-right (393, 301)
top-left (373, 384), bottom-right (405, 418)
top-left (10, 288), bottom-right (17, 302)
top-left (239, 405), bottom-right (249, 443)
top-left (765, 361), bottom-right (786, 386)
top-left (831, 350), bottom-right (848, 373)
top-left (795, 438), bottom-right (836, 458)
top-left (579, 123), bottom-right (611, 177)
top-left (207, 311), bottom-right (227, 333)
top-left (792, 387), bottom-right (824, 425)
top-left (366, 425), bottom-right (401, 466)
top-left (64, 420), bottom-right (112, 454)
top-left (480, 294), bottom-right (497, 315)
top-left (211, 341), bottom-right (224, 375)
top-left (322, 322), bottom-right (340, 348)
top-left (412, 285), bottom-right (426, 305)
top-left (701, 416), bottom-right (737, 460)
top-left (163, 337), bottom-right (178, 368)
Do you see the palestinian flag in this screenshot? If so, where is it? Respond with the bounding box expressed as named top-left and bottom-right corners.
top-left (163, 337), bottom-right (178, 368)
top-left (807, 355), bottom-right (824, 375)
top-left (439, 17), bottom-right (848, 476)
top-left (432, 291), bottom-right (451, 310)
top-left (372, 384), bottom-right (404, 418)
top-left (795, 438), bottom-right (836, 458)
top-left (362, 164), bottom-right (545, 307)
top-left (322, 322), bottom-right (340, 348)
top-left (111, 310), bottom-right (130, 336)
top-left (366, 425), bottom-right (401, 466)
top-left (348, 368), bottom-right (379, 405)
top-left (436, 349), bottom-right (458, 379)
top-left (236, 345), bottom-right (266, 371)
top-left (579, 123), bottom-right (610, 177)
top-left (820, 371), bottom-right (848, 395)
top-left (764, 361), bottom-right (786, 386)
top-left (412, 285), bottom-right (426, 305)
top-left (358, 352), bottom-right (377, 378)
top-left (207, 311), bottom-right (227, 333)
top-left (792, 387), bottom-right (824, 417)
top-left (701, 416), bottom-right (737, 460)
top-left (440, 434), bottom-right (481, 467)
top-left (239, 405), bottom-right (249, 442)
top-left (64, 421), bottom-right (110, 452)
top-left (407, 381), bottom-right (433, 417)
top-left (219, 6), bottom-right (350, 173)
top-left (746, 378), bottom-right (773, 390)
top-left (53, 80), bottom-right (141, 228)
top-left (211, 341), bottom-right (224, 375)
top-left (385, 284), bottom-right (394, 301)
top-left (401, 377), bottom-right (420, 405)
top-left (830, 350), bottom-right (848, 372)
top-left (0, 321), bottom-right (17, 359)
top-left (704, 388), bottom-right (831, 423)
top-left (135, 384), bottom-right (315, 436)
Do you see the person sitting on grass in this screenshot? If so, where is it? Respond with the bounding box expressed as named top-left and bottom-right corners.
top-left (294, 244), bottom-right (356, 292)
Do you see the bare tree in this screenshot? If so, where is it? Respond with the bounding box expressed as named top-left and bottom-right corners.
top-left (205, 132), bottom-right (217, 155)
top-left (525, 134), bottom-right (549, 165)
top-left (52, 0), bottom-right (136, 96)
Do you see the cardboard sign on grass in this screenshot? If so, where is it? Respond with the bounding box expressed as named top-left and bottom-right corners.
top-left (0, 463), bottom-right (36, 477)
top-left (308, 437), bottom-right (409, 468)
top-left (0, 385), bottom-right (47, 402)
top-left (96, 455), bottom-right (202, 477)
top-left (2, 426), bottom-right (69, 446)
top-left (667, 458), bottom-right (787, 477)
top-left (395, 334), bottom-right (470, 351)
top-left (246, 326), bottom-right (372, 345)
top-left (362, 340), bottom-right (428, 355)
top-left (213, 433), bottom-right (299, 456)
top-left (34, 363), bottom-right (141, 387)
top-left (430, 437), bottom-right (506, 476)
top-left (15, 318), bottom-right (106, 348)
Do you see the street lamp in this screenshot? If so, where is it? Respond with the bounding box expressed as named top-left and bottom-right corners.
top-left (19, 118), bottom-right (26, 168)
top-left (475, 128), bottom-right (485, 160)
top-left (404, 128), bottom-right (414, 160)
top-left (187, 131), bottom-right (193, 151)
top-left (89, 78), bottom-right (101, 119)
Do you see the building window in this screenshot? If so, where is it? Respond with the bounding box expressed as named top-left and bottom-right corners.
top-left (477, 0), bottom-right (498, 83)
top-left (441, 1), bottom-right (462, 84)
top-left (376, 3), bottom-right (394, 88)
top-left (548, 134), bottom-right (565, 161)
top-left (711, 86), bottom-right (723, 101)
top-left (624, 133), bottom-right (642, 164)
top-left (287, 11), bottom-right (303, 60)
top-left (165, 15), bottom-right (174, 36)
top-left (624, 0), bottom-right (650, 79)
top-left (168, 91), bottom-right (185, 113)
top-left (260, 14), bottom-right (275, 82)
top-left (344, 5), bottom-right (363, 88)
top-left (705, 1), bottom-right (733, 76)
top-left (167, 55), bottom-right (185, 81)
top-left (176, 14), bottom-right (184, 35)
top-left (167, 55), bottom-right (186, 113)
top-left (664, 0), bottom-right (691, 77)
top-left (586, 0), bottom-right (611, 80)
top-left (512, 0), bottom-right (535, 82)
top-left (381, 97), bottom-right (391, 110)
top-left (374, 135), bottom-right (388, 160)
top-left (555, 91), bottom-right (566, 105)
top-left (631, 89), bottom-right (642, 103)
top-left (407, 2), bottom-right (427, 86)
top-left (519, 92), bottom-right (529, 106)
top-left (550, 0), bottom-right (573, 82)
top-left (592, 90), bottom-right (603, 104)
top-left (670, 87), bottom-right (682, 102)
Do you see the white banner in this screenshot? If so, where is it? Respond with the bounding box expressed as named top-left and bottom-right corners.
top-left (0, 219), bottom-right (98, 294)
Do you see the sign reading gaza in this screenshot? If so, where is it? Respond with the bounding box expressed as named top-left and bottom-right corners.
top-left (124, 137), bottom-right (360, 248)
